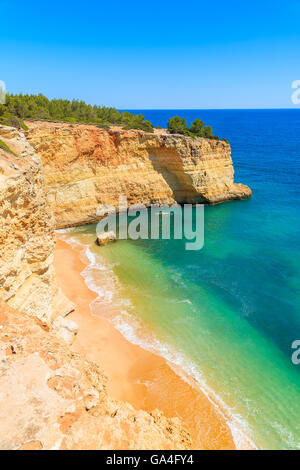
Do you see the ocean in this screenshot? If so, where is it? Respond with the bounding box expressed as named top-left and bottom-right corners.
top-left (60, 109), bottom-right (300, 450)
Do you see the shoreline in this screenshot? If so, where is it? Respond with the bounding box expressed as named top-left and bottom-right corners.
top-left (54, 236), bottom-right (255, 450)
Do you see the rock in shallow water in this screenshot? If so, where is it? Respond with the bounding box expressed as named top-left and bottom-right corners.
top-left (96, 231), bottom-right (117, 246)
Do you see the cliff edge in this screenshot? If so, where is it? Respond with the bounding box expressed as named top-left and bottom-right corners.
top-left (0, 125), bottom-right (74, 328)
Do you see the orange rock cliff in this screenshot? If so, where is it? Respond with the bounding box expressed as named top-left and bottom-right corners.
top-left (0, 125), bottom-right (74, 331)
top-left (25, 121), bottom-right (251, 228)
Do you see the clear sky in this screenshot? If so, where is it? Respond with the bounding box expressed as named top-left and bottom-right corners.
top-left (1, 0), bottom-right (300, 109)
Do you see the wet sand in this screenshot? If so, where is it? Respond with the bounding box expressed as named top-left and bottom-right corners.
top-left (54, 238), bottom-right (251, 450)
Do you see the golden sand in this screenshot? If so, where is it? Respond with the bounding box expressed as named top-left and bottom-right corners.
top-left (54, 238), bottom-right (238, 450)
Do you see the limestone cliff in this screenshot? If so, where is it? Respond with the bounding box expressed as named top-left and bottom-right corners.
top-left (0, 300), bottom-right (191, 450)
top-left (25, 121), bottom-right (251, 228)
top-left (0, 125), bottom-right (74, 327)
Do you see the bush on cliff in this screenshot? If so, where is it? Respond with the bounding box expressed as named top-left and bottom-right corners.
top-left (167, 116), bottom-right (228, 142)
top-left (203, 125), bottom-right (213, 138)
top-left (1, 94), bottom-right (230, 143)
top-left (0, 139), bottom-right (19, 157)
top-left (167, 116), bottom-right (190, 135)
top-left (190, 118), bottom-right (205, 136)
top-left (120, 111), bottom-right (154, 132)
top-left (0, 104), bottom-right (28, 130)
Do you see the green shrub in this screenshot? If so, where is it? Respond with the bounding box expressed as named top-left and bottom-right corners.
top-left (96, 122), bottom-right (110, 129)
top-left (167, 116), bottom-right (219, 140)
top-left (2, 94), bottom-right (154, 132)
top-left (0, 139), bottom-right (18, 157)
top-left (18, 118), bottom-right (28, 131)
top-left (203, 125), bottom-right (213, 138)
top-left (0, 94), bottom-right (228, 143)
top-left (190, 118), bottom-right (205, 136)
top-left (167, 116), bottom-right (189, 135)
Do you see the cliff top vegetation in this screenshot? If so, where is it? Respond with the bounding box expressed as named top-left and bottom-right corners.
top-left (0, 94), bottom-right (228, 142)
top-left (167, 116), bottom-right (228, 142)
top-left (0, 94), bottom-right (154, 132)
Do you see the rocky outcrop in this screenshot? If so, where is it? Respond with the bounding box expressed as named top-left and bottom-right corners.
top-left (96, 231), bottom-right (117, 246)
top-left (0, 300), bottom-right (191, 450)
top-left (25, 122), bottom-right (251, 228)
top-left (0, 125), bottom-right (74, 327)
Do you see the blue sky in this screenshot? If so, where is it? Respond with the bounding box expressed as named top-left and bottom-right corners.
top-left (1, 0), bottom-right (300, 108)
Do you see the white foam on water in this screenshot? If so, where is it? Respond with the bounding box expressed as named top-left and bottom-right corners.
top-left (56, 227), bottom-right (77, 233)
top-left (175, 299), bottom-right (193, 305)
top-left (56, 226), bottom-right (89, 234)
top-left (111, 308), bottom-right (257, 450)
top-left (272, 422), bottom-right (300, 450)
top-left (57, 231), bottom-right (258, 450)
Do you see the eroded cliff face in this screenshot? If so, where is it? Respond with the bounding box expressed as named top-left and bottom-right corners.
top-left (0, 125), bottom-right (74, 326)
top-left (0, 300), bottom-right (191, 450)
top-left (25, 121), bottom-right (251, 228)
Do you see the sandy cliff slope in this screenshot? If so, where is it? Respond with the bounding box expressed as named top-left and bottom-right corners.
top-left (0, 300), bottom-right (191, 450)
top-left (0, 125), bottom-right (74, 327)
top-left (25, 121), bottom-right (251, 228)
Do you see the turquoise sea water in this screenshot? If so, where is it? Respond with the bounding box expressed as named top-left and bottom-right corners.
top-left (62, 110), bottom-right (300, 449)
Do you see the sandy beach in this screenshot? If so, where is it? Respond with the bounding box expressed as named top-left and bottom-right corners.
top-left (54, 238), bottom-right (245, 450)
